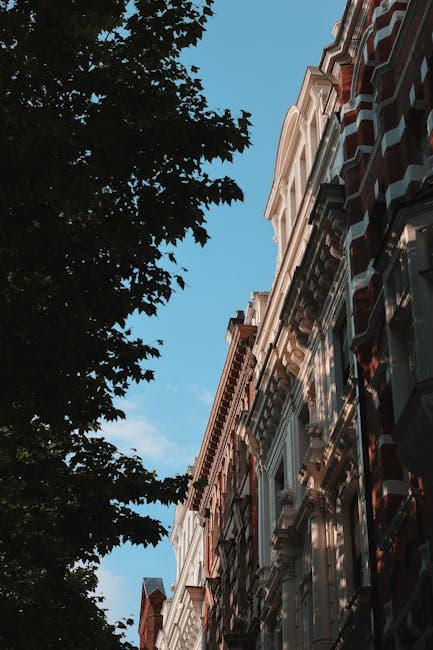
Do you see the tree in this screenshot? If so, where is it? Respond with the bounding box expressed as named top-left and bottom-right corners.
top-left (0, 0), bottom-right (250, 647)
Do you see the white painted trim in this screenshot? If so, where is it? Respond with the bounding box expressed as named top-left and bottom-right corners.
top-left (409, 84), bottom-right (416, 108)
top-left (349, 25), bottom-right (374, 110)
top-left (341, 94), bottom-right (374, 118)
top-left (427, 109), bottom-right (433, 136)
top-left (342, 145), bottom-right (374, 174)
top-left (348, 210), bottom-right (369, 246)
top-left (381, 114), bottom-right (406, 155)
top-left (373, 10), bottom-right (406, 50)
top-left (421, 56), bottom-right (429, 83)
top-left (378, 434), bottom-right (396, 448)
top-left (342, 110), bottom-right (374, 142)
top-left (374, 179), bottom-right (385, 201)
top-left (385, 164), bottom-right (426, 207)
top-left (363, 42), bottom-right (370, 65)
top-left (409, 84), bottom-right (424, 110)
top-left (352, 259), bottom-right (377, 293)
top-left (371, 0), bottom-right (408, 27)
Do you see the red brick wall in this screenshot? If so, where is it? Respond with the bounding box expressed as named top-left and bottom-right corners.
top-left (138, 590), bottom-right (165, 650)
top-left (340, 1), bottom-right (433, 645)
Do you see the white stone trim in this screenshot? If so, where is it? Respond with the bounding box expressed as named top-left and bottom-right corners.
top-left (385, 164), bottom-right (426, 207)
top-left (341, 94), bottom-right (374, 118)
top-left (409, 84), bottom-right (416, 107)
top-left (421, 56), bottom-right (429, 83)
top-left (378, 434), bottom-right (396, 448)
top-left (363, 42), bottom-right (371, 65)
top-left (374, 179), bottom-right (385, 202)
top-left (427, 109), bottom-right (433, 136)
top-left (409, 84), bottom-right (424, 110)
top-left (381, 114), bottom-right (406, 155)
top-left (348, 210), bottom-right (370, 246)
top-left (352, 259), bottom-right (377, 292)
top-left (342, 145), bottom-right (374, 175)
top-left (342, 110), bottom-right (374, 143)
top-left (373, 10), bottom-right (406, 50)
top-left (371, 0), bottom-right (408, 27)
top-left (349, 25), bottom-right (375, 111)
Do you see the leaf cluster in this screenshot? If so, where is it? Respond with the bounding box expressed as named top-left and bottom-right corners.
top-left (0, 0), bottom-right (250, 647)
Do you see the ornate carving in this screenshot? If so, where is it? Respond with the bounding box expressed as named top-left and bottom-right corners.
top-left (304, 420), bottom-right (322, 439)
top-left (277, 485), bottom-right (294, 506)
top-left (278, 557), bottom-right (296, 582)
top-left (199, 507), bottom-right (210, 528)
top-left (305, 487), bottom-right (327, 515)
top-left (278, 179), bottom-right (288, 201)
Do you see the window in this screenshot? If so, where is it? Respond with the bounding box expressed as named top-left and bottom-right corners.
top-left (385, 246), bottom-right (416, 419)
top-left (274, 460), bottom-right (285, 523)
top-left (342, 490), bottom-right (363, 598)
top-left (297, 402), bottom-right (309, 468)
top-left (334, 312), bottom-right (351, 400)
top-left (380, 205), bottom-right (433, 421)
top-left (387, 246), bottom-right (410, 309)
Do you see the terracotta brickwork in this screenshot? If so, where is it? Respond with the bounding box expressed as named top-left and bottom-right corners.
top-left (148, 3), bottom-right (433, 648)
top-left (338, 0), bottom-right (433, 646)
top-left (138, 579), bottom-right (166, 650)
top-left (188, 312), bottom-right (259, 650)
top-left (332, 0), bottom-right (433, 649)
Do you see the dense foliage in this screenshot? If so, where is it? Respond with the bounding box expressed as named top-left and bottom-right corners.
top-left (0, 0), bottom-right (250, 647)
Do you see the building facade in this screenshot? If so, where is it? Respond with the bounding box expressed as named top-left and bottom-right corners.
top-left (143, 2), bottom-right (433, 648)
top-left (155, 500), bottom-right (204, 650)
top-left (244, 59), bottom-right (372, 648)
top-left (336, 0), bottom-right (433, 646)
top-left (188, 312), bottom-right (260, 649)
top-left (138, 578), bottom-right (166, 650)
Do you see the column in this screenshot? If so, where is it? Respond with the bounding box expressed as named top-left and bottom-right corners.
top-left (309, 492), bottom-right (332, 649)
top-left (261, 621), bottom-right (274, 650)
top-left (279, 556), bottom-right (297, 650)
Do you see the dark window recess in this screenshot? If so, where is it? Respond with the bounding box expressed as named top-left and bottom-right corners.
top-left (337, 316), bottom-right (351, 386)
top-left (274, 460), bottom-right (285, 521)
top-left (298, 402), bottom-right (309, 464)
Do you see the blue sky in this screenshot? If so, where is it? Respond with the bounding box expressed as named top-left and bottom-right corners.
top-left (98, 0), bottom-right (346, 644)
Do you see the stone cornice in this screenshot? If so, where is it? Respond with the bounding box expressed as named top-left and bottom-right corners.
top-left (248, 184), bottom-right (346, 465)
top-left (187, 321), bottom-right (256, 512)
top-left (320, 0), bottom-right (371, 77)
top-left (265, 67), bottom-right (333, 219)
